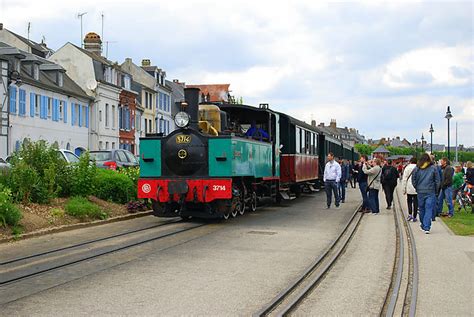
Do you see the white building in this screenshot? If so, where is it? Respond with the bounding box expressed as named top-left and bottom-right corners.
top-left (140, 60), bottom-right (174, 135)
top-left (0, 42), bottom-right (92, 156)
top-left (50, 33), bottom-right (122, 150)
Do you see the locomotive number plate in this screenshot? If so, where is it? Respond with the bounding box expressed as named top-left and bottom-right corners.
top-left (176, 135), bottom-right (191, 144)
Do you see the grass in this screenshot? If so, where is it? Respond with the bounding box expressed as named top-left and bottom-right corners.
top-left (440, 201), bottom-right (474, 236)
top-left (65, 197), bottom-right (108, 220)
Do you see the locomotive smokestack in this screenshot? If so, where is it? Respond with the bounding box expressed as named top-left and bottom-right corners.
top-left (184, 87), bottom-right (200, 129)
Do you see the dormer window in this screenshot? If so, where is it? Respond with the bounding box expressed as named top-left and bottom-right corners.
top-left (123, 75), bottom-right (131, 90)
top-left (33, 64), bottom-right (39, 80)
top-left (57, 72), bottom-right (63, 87)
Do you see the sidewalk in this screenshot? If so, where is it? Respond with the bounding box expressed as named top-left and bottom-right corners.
top-left (395, 185), bottom-right (473, 316)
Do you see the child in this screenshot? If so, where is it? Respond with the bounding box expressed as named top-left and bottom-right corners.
top-left (452, 165), bottom-right (464, 209)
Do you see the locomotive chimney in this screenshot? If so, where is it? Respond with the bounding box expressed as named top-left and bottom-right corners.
top-left (184, 87), bottom-right (200, 129)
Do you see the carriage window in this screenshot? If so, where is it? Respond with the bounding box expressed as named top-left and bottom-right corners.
top-left (296, 128), bottom-right (301, 154)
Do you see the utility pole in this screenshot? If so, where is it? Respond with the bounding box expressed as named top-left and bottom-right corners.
top-left (77, 12), bottom-right (87, 48)
top-left (455, 121), bottom-right (458, 163)
top-left (101, 12), bottom-right (105, 41)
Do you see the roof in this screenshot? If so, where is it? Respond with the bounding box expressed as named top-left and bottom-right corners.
top-left (187, 84), bottom-right (230, 102)
top-left (373, 145), bottom-right (390, 153)
top-left (1, 28), bottom-right (54, 57)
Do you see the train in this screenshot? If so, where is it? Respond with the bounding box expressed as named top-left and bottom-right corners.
top-left (137, 88), bottom-right (359, 219)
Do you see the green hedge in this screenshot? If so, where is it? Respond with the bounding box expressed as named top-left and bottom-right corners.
top-left (65, 197), bottom-right (107, 220)
top-left (94, 169), bottom-right (135, 204)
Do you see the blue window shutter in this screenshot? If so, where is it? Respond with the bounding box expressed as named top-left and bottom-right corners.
top-left (53, 98), bottom-right (58, 121)
top-left (85, 106), bottom-right (89, 128)
top-left (9, 86), bottom-right (17, 113)
top-left (40, 95), bottom-right (44, 119)
top-left (71, 103), bottom-right (75, 126)
top-left (18, 89), bottom-right (25, 115)
top-left (64, 101), bottom-right (68, 123)
top-left (30, 92), bottom-right (35, 117)
top-left (78, 104), bottom-right (82, 127)
top-left (51, 98), bottom-right (55, 121)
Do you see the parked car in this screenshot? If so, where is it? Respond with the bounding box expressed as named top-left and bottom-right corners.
top-left (57, 149), bottom-right (80, 164)
top-left (89, 149), bottom-right (139, 170)
top-left (0, 157), bottom-right (10, 172)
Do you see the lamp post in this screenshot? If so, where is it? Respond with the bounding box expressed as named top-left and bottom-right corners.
top-left (421, 133), bottom-right (425, 153)
top-left (445, 106), bottom-right (453, 160)
top-left (429, 124), bottom-right (434, 154)
top-left (415, 138), bottom-right (418, 159)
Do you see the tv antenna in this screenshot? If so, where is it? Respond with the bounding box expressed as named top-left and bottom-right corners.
top-left (104, 41), bottom-right (117, 58)
top-left (101, 12), bottom-right (105, 40)
top-left (77, 12), bottom-right (87, 48)
top-left (27, 22), bottom-right (31, 53)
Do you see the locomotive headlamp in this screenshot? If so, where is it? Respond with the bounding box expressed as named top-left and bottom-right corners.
top-left (175, 111), bottom-right (190, 128)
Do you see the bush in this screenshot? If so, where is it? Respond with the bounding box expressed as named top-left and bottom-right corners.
top-left (65, 197), bottom-right (107, 220)
top-left (0, 185), bottom-right (22, 227)
top-left (118, 167), bottom-right (139, 199)
top-left (70, 152), bottom-right (98, 197)
top-left (94, 169), bottom-right (135, 204)
top-left (9, 139), bottom-right (69, 203)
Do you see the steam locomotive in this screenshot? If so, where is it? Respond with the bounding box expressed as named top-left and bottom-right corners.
top-left (137, 88), bottom-right (358, 219)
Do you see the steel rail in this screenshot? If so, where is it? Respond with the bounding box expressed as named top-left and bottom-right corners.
top-left (254, 204), bottom-right (362, 316)
top-left (0, 218), bottom-right (182, 266)
top-left (0, 222), bottom-right (206, 286)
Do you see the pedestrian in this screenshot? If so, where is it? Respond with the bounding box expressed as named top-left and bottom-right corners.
top-left (323, 152), bottom-right (341, 209)
top-left (452, 165), bottom-right (464, 208)
top-left (349, 160), bottom-right (357, 188)
top-left (465, 161), bottom-right (474, 185)
top-left (356, 156), bottom-right (370, 212)
top-left (436, 157), bottom-right (455, 218)
top-left (411, 153), bottom-right (440, 234)
top-left (363, 158), bottom-right (382, 214)
top-left (381, 159), bottom-right (399, 209)
top-left (402, 157), bottom-right (418, 222)
top-left (338, 159), bottom-right (350, 203)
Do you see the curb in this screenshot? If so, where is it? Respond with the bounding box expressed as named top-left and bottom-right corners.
top-left (0, 210), bottom-right (154, 244)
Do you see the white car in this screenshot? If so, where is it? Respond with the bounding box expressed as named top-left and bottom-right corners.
top-left (57, 150), bottom-right (80, 164)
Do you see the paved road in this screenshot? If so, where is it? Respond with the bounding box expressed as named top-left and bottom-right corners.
top-left (1, 188), bottom-right (361, 315)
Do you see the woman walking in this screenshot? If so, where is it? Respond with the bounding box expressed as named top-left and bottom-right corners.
top-left (411, 153), bottom-right (440, 234)
top-left (402, 157), bottom-right (418, 221)
top-left (363, 158), bottom-right (382, 214)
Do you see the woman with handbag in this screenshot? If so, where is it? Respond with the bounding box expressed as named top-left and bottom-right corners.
top-left (363, 158), bottom-right (382, 214)
top-left (402, 157), bottom-right (418, 222)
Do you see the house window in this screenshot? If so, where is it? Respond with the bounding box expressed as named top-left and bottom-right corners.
top-left (105, 104), bottom-right (109, 127)
top-left (47, 98), bottom-right (52, 118)
top-left (106, 141), bottom-right (109, 149)
top-left (144, 92), bottom-right (149, 109)
top-left (144, 119), bottom-right (147, 134)
top-left (58, 73), bottom-right (63, 87)
top-left (59, 101), bottom-right (64, 120)
top-left (99, 110), bottom-right (102, 122)
top-left (35, 94), bottom-right (41, 116)
top-left (112, 105), bottom-right (116, 128)
top-left (99, 141), bottom-right (103, 150)
top-left (112, 142), bottom-right (115, 149)
top-left (33, 64), bottom-right (39, 80)
top-left (124, 76), bottom-right (131, 90)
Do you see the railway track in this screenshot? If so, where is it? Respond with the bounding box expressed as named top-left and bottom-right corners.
top-left (254, 205), bottom-right (363, 316)
top-left (0, 219), bottom-right (206, 286)
top-left (381, 186), bottom-right (419, 317)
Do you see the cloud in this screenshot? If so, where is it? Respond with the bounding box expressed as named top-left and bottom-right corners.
top-left (382, 45), bottom-right (472, 88)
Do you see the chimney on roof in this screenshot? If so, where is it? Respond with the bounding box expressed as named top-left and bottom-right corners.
top-left (142, 59), bottom-right (151, 66)
top-left (318, 122), bottom-right (324, 127)
top-left (83, 32), bottom-right (102, 55)
top-left (311, 120), bottom-right (316, 127)
top-left (0, 23), bottom-right (3, 30)
top-left (329, 119), bottom-right (337, 129)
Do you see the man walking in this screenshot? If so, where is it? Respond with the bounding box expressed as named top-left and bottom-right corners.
top-left (338, 159), bottom-right (350, 203)
top-left (436, 157), bottom-right (455, 218)
top-left (324, 152), bottom-right (341, 209)
top-left (381, 159), bottom-right (399, 209)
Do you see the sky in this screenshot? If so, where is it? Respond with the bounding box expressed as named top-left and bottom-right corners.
top-left (1, 0), bottom-right (473, 146)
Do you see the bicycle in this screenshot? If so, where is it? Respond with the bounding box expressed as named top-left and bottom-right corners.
top-left (456, 184), bottom-right (473, 212)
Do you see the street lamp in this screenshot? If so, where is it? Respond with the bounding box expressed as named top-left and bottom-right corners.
top-left (445, 106), bottom-right (453, 160)
top-left (429, 124), bottom-right (434, 154)
top-left (415, 138), bottom-right (418, 159)
top-left (421, 133), bottom-right (425, 153)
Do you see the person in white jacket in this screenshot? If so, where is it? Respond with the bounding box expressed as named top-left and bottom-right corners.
top-left (402, 157), bottom-right (418, 222)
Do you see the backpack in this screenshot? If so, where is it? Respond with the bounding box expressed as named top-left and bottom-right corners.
top-left (382, 166), bottom-right (396, 184)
